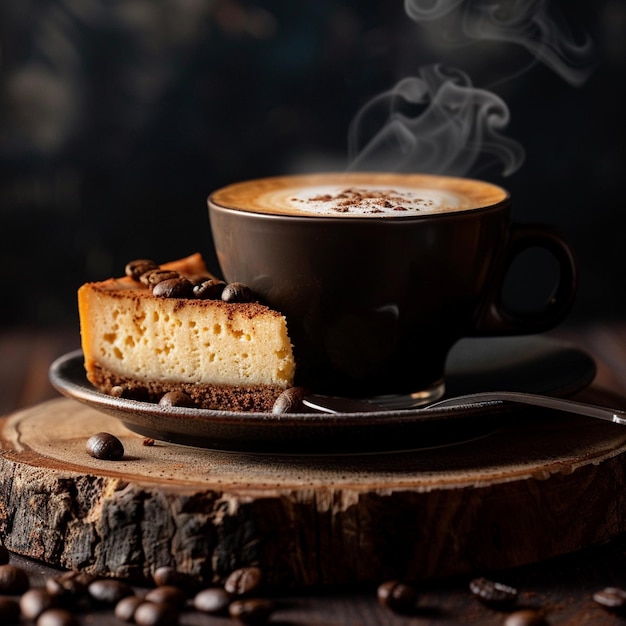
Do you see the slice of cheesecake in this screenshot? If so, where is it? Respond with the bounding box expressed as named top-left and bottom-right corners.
top-left (78, 253), bottom-right (295, 412)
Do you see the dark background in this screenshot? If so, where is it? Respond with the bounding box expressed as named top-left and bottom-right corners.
top-left (1, 0), bottom-right (624, 329)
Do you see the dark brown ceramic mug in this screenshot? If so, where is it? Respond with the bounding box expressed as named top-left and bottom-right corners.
top-left (208, 172), bottom-right (576, 407)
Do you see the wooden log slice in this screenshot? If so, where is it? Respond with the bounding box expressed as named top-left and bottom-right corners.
top-left (1, 395), bottom-right (626, 589)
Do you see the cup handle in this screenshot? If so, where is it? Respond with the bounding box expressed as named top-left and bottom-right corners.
top-left (474, 224), bottom-right (578, 334)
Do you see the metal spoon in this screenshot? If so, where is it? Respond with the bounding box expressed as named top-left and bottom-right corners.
top-left (302, 391), bottom-right (626, 425)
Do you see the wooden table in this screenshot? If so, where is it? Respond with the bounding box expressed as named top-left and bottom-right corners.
top-left (2, 323), bottom-right (626, 625)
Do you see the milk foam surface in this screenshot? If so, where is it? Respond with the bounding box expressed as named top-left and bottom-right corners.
top-left (285, 185), bottom-right (465, 216)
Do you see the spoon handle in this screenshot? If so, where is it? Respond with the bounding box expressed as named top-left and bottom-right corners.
top-left (428, 391), bottom-right (626, 426)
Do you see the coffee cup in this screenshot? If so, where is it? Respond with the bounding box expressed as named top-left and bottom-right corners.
top-left (208, 172), bottom-right (576, 407)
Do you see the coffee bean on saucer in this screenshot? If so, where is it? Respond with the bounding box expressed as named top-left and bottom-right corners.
top-left (86, 433), bottom-right (124, 460)
top-left (193, 279), bottom-right (226, 299)
top-left (159, 390), bottom-right (195, 408)
top-left (593, 587), bottom-right (626, 612)
top-left (224, 566), bottom-right (263, 596)
top-left (228, 598), bottom-right (274, 624)
top-left (504, 609), bottom-right (548, 626)
top-left (20, 588), bottom-right (57, 620)
top-left (272, 387), bottom-right (309, 414)
top-left (0, 563), bottom-right (29, 594)
top-left (0, 597), bottom-right (19, 623)
top-left (469, 577), bottom-right (518, 607)
top-left (377, 580), bottom-right (419, 614)
top-left (221, 282), bottom-right (255, 303)
top-left (125, 259), bottom-right (159, 281)
top-left (140, 269), bottom-right (180, 287)
top-left (36, 607), bottom-right (80, 626)
top-left (193, 587), bottom-right (232, 615)
top-left (134, 601), bottom-right (179, 626)
top-left (153, 277), bottom-right (193, 299)
top-left (87, 578), bottom-right (133, 605)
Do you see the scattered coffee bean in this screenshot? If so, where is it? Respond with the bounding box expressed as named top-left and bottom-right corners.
top-left (134, 601), bottom-right (179, 626)
top-left (504, 609), bottom-right (548, 626)
top-left (145, 585), bottom-right (187, 609)
top-left (159, 390), bottom-right (195, 408)
top-left (228, 598), bottom-right (274, 624)
top-left (46, 571), bottom-right (94, 602)
top-left (193, 587), bottom-right (232, 615)
top-left (0, 597), bottom-right (20, 623)
top-left (126, 259), bottom-right (159, 281)
top-left (224, 566), bottom-right (263, 596)
top-left (143, 437), bottom-right (155, 446)
top-left (152, 277), bottom-right (193, 298)
top-left (114, 594), bottom-right (145, 622)
top-left (86, 432), bottom-right (124, 461)
top-left (140, 269), bottom-right (180, 287)
top-left (221, 282), bottom-right (255, 303)
top-left (0, 563), bottom-right (29, 594)
top-left (20, 588), bottom-right (57, 620)
top-left (593, 586), bottom-right (626, 612)
top-left (469, 577), bottom-right (518, 608)
top-left (377, 580), bottom-right (419, 614)
top-left (272, 386), bottom-right (309, 414)
top-left (0, 543), bottom-right (9, 565)
top-left (88, 578), bottom-right (134, 605)
top-left (151, 566), bottom-right (193, 589)
top-left (35, 607), bottom-right (80, 626)
top-left (193, 279), bottom-right (226, 299)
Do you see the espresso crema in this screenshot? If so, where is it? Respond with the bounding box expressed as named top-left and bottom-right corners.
top-left (209, 173), bottom-right (509, 218)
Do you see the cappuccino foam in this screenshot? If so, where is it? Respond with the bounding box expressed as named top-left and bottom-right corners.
top-left (210, 173), bottom-right (508, 217)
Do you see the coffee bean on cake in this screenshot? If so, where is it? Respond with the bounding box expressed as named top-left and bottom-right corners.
top-left (221, 282), bottom-right (255, 303)
top-left (86, 433), bottom-right (124, 460)
top-left (139, 269), bottom-right (180, 287)
top-left (152, 277), bottom-right (193, 298)
top-left (193, 279), bottom-right (226, 299)
top-left (125, 259), bottom-right (158, 281)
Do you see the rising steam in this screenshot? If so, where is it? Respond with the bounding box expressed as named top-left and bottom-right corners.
top-left (404, 0), bottom-right (595, 87)
top-left (348, 64), bottom-right (524, 176)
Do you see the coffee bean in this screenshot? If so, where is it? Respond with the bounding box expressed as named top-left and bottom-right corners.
top-left (0, 563), bottom-right (29, 594)
top-left (134, 601), bottom-right (179, 626)
top-left (221, 282), bottom-right (255, 303)
top-left (593, 586), bottom-right (626, 611)
top-left (140, 269), bottom-right (180, 287)
top-left (193, 587), bottom-right (232, 615)
top-left (0, 597), bottom-right (20, 623)
top-left (20, 588), bottom-right (57, 620)
top-left (153, 277), bottom-right (193, 298)
top-left (224, 566), bottom-right (263, 596)
top-left (193, 279), bottom-right (226, 299)
top-left (469, 577), bottom-right (518, 608)
top-left (159, 390), bottom-right (195, 408)
top-left (272, 386), bottom-right (308, 414)
top-left (125, 259), bottom-right (159, 281)
top-left (36, 608), bottom-right (80, 626)
top-left (115, 595), bottom-right (145, 622)
top-left (377, 580), bottom-right (419, 614)
top-left (46, 571), bottom-right (94, 602)
top-left (228, 598), bottom-right (274, 624)
top-left (504, 609), bottom-right (548, 626)
top-left (145, 585), bottom-right (187, 609)
top-left (88, 578), bottom-right (133, 605)
top-left (86, 432), bottom-right (124, 460)
top-left (0, 543), bottom-right (9, 565)
top-left (151, 566), bottom-right (194, 589)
